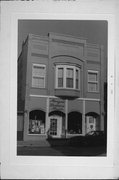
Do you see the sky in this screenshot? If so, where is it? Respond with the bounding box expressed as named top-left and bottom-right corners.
top-left (18, 20), bottom-right (107, 58)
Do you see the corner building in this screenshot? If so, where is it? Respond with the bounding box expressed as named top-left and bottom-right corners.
top-left (17, 32), bottom-right (105, 141)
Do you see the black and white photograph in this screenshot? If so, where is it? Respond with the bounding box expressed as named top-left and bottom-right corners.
top-left (1, 0), bottom-right (118, 179)
top-left (17, 20), bottom-right (107, 156)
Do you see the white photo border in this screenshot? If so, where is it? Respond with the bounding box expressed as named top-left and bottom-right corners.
top-left (1, 2), bottom-right (115, 179)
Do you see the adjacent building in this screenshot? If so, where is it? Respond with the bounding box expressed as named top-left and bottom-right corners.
top-left (17, 32), bottom-right (105, 141)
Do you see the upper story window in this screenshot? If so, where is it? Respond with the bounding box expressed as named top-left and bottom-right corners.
top-left (88, 70), bottom-right (99, 92)
top-left (56, 65), bottom-right (80, 90)
top-left (32, 64), bottom-right (46, 88)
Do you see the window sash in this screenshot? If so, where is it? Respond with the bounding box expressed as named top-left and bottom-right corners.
top-left (58, 78), bottom-right (63, 87)
top-left (32, 77), bottom-right (45, 88)
top-left (32, 64), bottom-right (46, 88)
top-left (88, 72), bottom-right (97, 82)
top-left (88, 70), bottom-right (99, 92)
top-left (66, 68), bottom-right (74, 88)
top-left (88, 82), bottom-right (98, 92)
top-left (76, 68), bottom-right (80, 89)
top-left (66, 78), bottom-right (73, 88)
top-left (58, 68), bottom-right (64, 87)
top-left (33, 66), bottom-right (45, 76)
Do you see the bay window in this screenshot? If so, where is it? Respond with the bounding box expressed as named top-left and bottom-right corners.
top-left (56, 65), bottom-right (80, 90)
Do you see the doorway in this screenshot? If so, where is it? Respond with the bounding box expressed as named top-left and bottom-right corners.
top-left (49, 115), bottom-right (62, 138)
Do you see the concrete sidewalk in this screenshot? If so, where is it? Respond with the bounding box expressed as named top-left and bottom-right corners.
top-left (17, 140), bottom-right (51, 147)
top-left (17, 138), bottom-right (68, 147)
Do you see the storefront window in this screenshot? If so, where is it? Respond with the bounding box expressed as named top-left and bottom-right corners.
top-left (68, 111), bottom-right (82, 134)
top-left (29, 110), bottom-right (45, 134)
top-left (29, 119), bottom-right (45, 134)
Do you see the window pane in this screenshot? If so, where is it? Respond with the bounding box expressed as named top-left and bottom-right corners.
top-left (29, 119), bottom-right (45, 134)
top-left (89, 116), bottom-right (94, 123)
top-left (76, 69), bottom-right (79, 89)
top-left (88, 72), bottom-right (97, 81)
top-left (29, 110), bottom-right (45, 134)
top-left (32, 77), bottom-right (44, 88)
top-left (66, 68), bottom-right (73, 78)
top-left (67, 78), bottom-right (73, 88)
top-left (88, 83), bottom-right (97, 91)
top-left (58, 68), bottom-right (63, 78)
top-left (76, 79), bottom-right (79, 89)
top-left (76, 69), bottom-right (79, 79)
top-left (58, 68), bottom-right (63, 87)
top-left (66, 68), bottom-right (73, 88)
top-left (33, 66), bottom-right (45, 76)
top-left (58, 78), bottom-right (63, 87)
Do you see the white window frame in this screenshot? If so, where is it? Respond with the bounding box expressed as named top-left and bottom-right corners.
top-left (56, 65), bottom-right (80, 90)
top-left (32, 63), bottom-right (46, 88)
top-left (88, 70), bottom-right (99, 92)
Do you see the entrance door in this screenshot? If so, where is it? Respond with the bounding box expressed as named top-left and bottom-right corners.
top-left (86, 116), bottom-right (96, 133)
top-left (49, 116), bottom-right (62, 138)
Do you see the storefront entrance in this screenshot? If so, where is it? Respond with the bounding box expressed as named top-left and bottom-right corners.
top-left (49, 115), bottom-right (62, 138)
top-left (86, 116), bottom-right (96, 133)
top-left (86, 112), bottom-right (100, 133)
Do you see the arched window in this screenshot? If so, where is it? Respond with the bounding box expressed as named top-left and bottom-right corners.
top-left (68, 111), bottom-right (82, 134)
top-left (29, 110), bottom-right (45, 134)
top-left (86, 112), bottom-right (100, 133)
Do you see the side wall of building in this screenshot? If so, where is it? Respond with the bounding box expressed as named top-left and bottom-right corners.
top-left (17, 38), bottom-right (29, 140)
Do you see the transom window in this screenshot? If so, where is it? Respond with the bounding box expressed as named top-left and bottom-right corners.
top-left (56, 65), bottom-right (80, 90)
top-left (32, 64), bottom-right (46, 88)
top-left (88, 70), bottom-right (99, 92)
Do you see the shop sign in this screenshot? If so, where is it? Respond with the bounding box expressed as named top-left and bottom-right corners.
top-left (49, 98), bottom-right (65, 112)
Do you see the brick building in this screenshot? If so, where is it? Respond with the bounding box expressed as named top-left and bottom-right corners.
top-left (17, 32), bottom-right (105, 141)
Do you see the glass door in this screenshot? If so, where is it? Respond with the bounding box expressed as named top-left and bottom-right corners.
top-left (50, 118), bottom-right (57, 136)
top-left (86, 116), bottom-right (96, 133)
top-left (49, 116), bottom-right (62, 138)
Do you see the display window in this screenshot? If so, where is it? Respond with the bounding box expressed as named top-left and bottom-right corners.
top-left (29, 110), bottom-right (45, 134)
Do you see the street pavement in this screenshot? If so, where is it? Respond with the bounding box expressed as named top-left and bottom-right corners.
top-left (17, 145), bottom-right (106, 156)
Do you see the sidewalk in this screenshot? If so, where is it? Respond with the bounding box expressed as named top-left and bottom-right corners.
top-left (17, 140), bottom-right (51, 147)
top-left (17, 138), bottom-right (68, 147)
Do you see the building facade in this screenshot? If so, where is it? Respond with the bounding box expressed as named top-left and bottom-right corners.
top-left (17, 32), bottom-right (105, 141)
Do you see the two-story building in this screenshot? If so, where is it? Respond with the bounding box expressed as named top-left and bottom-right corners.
top-left (17, 32), bottom-right (105, 141)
